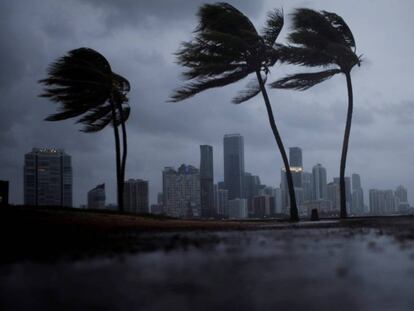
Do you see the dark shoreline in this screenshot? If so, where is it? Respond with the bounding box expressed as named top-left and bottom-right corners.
top-left (1, 205), bottom-right (413, 264)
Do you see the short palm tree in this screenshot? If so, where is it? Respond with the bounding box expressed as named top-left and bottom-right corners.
top-left (270, 8), bottom-right (362, 218)
top-left (39, 47), bottom-right (131, 212)
top-left (170, 2), bottom-right (299, 221)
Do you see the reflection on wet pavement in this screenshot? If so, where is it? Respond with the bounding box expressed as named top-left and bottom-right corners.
top-left (1, 228), bottom-right (413, 310)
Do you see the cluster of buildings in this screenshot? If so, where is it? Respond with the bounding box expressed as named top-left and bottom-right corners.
top-left (154, 135), bottom-right (411, 219)
top-left (279, 147), bottom-right (409, 217)
top-left (0, 143), bottom-right (409, 219)
top-left (20, 148), bottom-right (149, 213)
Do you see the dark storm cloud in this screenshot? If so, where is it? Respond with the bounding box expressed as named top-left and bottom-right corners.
top-left (0, 0), bottom-right (413, 206)
top-left (80, 0), bottom-right (264, 28)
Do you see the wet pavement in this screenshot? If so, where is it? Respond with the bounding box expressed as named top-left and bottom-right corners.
top-left (1, 227), bottom-right (414, 310)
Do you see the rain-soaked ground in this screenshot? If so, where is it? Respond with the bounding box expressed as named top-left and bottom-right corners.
top-left (1, 225), bottom-right (414, 310)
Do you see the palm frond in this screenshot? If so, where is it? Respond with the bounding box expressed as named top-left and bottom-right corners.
top-left (197, 2), bottom-right (258, 40)
top-left (232, 75), bottom-right (267, 104)
top-left (172, 3), bottom-right (286, 102)
top-left (277, 44), bottom-right (336, 67)
top-left (81, 103), bottom-right (130, 133)
top-left (322, 11), bottom-right (355, 50)
top-left (39, 48), bottom-right (113, 113)
top-left (40, 47), bottom-right (131, 132)
top-left (169, 68), bottom-right (250, 102)
top-left (286, 8), bottom-right (358, 72)
top-left (270, 69), bottom-right (341, 90)
top-left (112, 72), bottom-right (131, 93)
top-left (261, 8), bottom-right (284, 47)
top-left (290, 8), bottom-right (348, 48)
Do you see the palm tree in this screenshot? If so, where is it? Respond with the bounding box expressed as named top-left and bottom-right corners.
top-left (270, 8), bottom-right (361, 218)
top-left (39, 47), bottom-right (131, 212)
top-left (169, 3), bottom-right (299, 221)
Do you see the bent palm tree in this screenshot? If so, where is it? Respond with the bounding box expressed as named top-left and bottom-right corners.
top-left (170, 3), bottom-right (299, 221)
top-left (39, 48), bottom-right (131, 212)
top-left (271, 8), bottom-right (361, 219)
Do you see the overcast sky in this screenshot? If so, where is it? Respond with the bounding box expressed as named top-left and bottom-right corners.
top-left (1, 0), bottom-right (413, 206)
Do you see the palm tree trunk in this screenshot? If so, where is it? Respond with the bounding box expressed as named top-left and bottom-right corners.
top-left (110, 97), bottom-right (123, 212)
top-left (339, 72), bottom-right (354, 219)
top-left (256, 71), bottom-right (299, 221)
top-left (117, 103), bottom-right (128, 211)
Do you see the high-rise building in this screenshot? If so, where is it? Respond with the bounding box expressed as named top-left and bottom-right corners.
top-left (157, 192), bottom-right (163, 204)
top-left (369, 189), bottom-right (396, 215)
top-left (223, 134), bottom-right (245, 200)
top-left (253, 195), bottom-right (273, 218)
top-left (395, 185), bottom-right (409, 213)
top-left (352, 188), bottom-right (364, 215)
top-left (0, 180), bottom-right (9, 206)
top-left (351, 174), bottom-right (364, 215)
top-left (228, 198), bottom-right (248, 219)
top-left (87, 183), bottom-right (106, 210)
top-left (395, 185), bottom-right (408, 203)
top-left (312, 164), bottom-right (327, 200)
top-left (200, 145), bottom-right (214, 218)
top-left (289, 147), bottom-right (303, 188)
top-left (352, 173), bottom-right (362, 190)
top-left (24, 148), bottom-right (72, 207)
top-left (124, 179), bottom-right (149, 214)
top-left (217, 189), bottom-right (229, 217)
top-left (327, 182), bottom-right (340, 212)
top-left (163, 165), bottom-right (200, 218)
top-left (302, 172), bottom-right (313, 202)
top-left (244, 172), bottom-right (261, 200)
top-left (274, 187), bottom-right (283, 214)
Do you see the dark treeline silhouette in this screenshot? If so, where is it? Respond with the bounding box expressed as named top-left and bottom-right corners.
top-left (39, 48), bottom-right (130, 212)
top-left (271, 8), bottom-right (361, 218)
top-left (170, 3), bottom-right (299, 221)
top-left (37, 3), bottom-right (361, 220)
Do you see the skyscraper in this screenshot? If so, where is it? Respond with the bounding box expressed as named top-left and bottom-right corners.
top-left (124, 179), bottom-right (149, 214)
top-left (395, 185), bottom-right (408, 203)
top-left (87, 183), bottom-right (106, 210)
top-left (395, 185), bottom-right (409, 213)
top-left (302, 172), bottom-right (313, 202)
top-left (217, 189), bottom-right (229, 217)
top-left (352, 173), bottom-right (362, 190)
top-left (274, 187), bottom-right (283, 214)
top-left (253, 195), bottom-right (273, 218)
top-left (228, 198), bottom-right (248, 219)
top-left (289, 147), bottom-right (303, 188)
top-left (24, 148), bottom-right (72, 207)
top-left (312, 164), bottom-right (327, 200)
top-left (200, 145), bottom-right (214, 218)
top-left (369, 189), bottom-right (395, 215)
top-left (223, 134), bottom-right (245, 200)
top-left (327, 182), bottom-right (340, 212)
top-left (351, 174), bottom-right (364, 215)
top-left (163, 165), bottom-right (200, 218)
top-left (244, 172), bottom-right (261, 200)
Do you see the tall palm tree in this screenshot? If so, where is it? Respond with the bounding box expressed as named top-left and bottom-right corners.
top-left (170, 2), bottom-right (299, 221)
top-left (39, 47), bottom-right (131, 212)
top-left (270, 8), bottom-right (362, 218)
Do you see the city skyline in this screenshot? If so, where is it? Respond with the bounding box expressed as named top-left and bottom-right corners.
top-left (1, 0), bottom-right (414, 207)
top-left (10, 141), bottom-right (411, 210)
